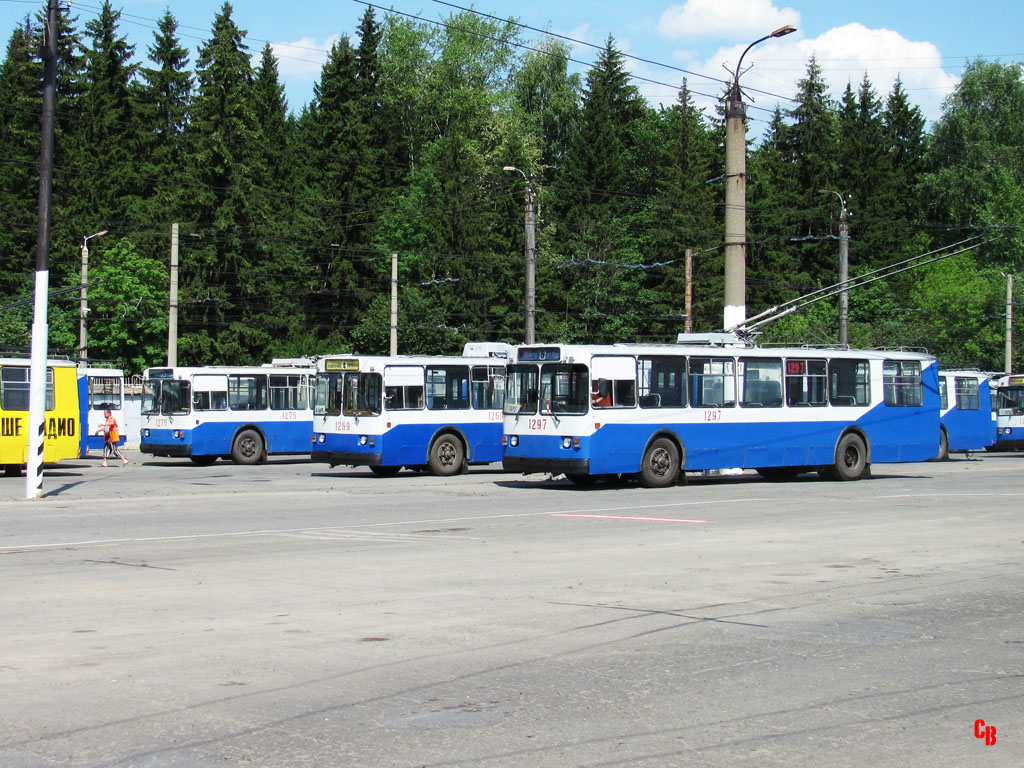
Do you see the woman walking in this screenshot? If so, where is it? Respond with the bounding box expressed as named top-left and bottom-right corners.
top-left (98, 408), bottom-right (128, 467)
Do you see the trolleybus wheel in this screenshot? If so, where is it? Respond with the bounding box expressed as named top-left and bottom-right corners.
top-left (231, 429), bottom-right (263, 465)
top-left (428, 434), bottom-right (463, 476)
top-left (935, 428), bottom-right (949, 461)
top-left (190, 455), bottom-right (218, 466)
top-left (639, 437), bottom-right (680, 488)
top-left (369, 465), bottom-right (401, 477)
top-left (831, 432), bottom-right (868, 481)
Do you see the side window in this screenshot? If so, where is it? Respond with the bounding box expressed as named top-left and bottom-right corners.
top-left (638, 356), bottom-right (686, 408)
top-left (829, 358), bottom-right (870, 406)
top-left (785, 359), bottom-right (827, 406)
top-left (193, 374), bottom-right (228, 411)
top-left (426, 366), bottom-right (470, 410)
top-left (471, 366), bottom-right (507, 410)
top-left (883, 360), bottom-right (923, 407)
top-left (590, 356), bottom-right (637, 409)
top-left (229, 374), bottom-right (268, 411)
top-left (689, 357), bottom-right (736, 408)
top-left (269, 374), bottom-right (307, 410)
top-left (939, 377), bottom-right (949, 410)
top-left (384, 366), bottom-right (424, 411)
top-left (0, 366), bottom-right (54, 411)
top-left (955, 376), bottom-right (980, 410)
top-left (740, 358), bottom-right (783, 408)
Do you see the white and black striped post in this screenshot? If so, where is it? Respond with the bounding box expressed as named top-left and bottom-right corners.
top-left (26, 0), bottom-right (60, 499)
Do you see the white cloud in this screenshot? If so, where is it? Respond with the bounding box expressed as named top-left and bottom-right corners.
top-left (257, 35), bottom-right (340, 81)
top-left (659, 0), bottom-right (800, 40)
top-left (698, 23), bottom-right (958, 126)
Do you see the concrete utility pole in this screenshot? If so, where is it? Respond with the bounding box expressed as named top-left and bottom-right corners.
top-left (723, 25), bottom-right (796, 331)
top-left (1006, 272), bottom-right (1014, 374)
top-left (26, 0), bottom-right (60, 499)
top-left (684, 248), bottom-right (694, 334)
top-left (390, 252), bottom-right (398, 356)
top-left (168, 223), bottom-right (179, 367)
top-left (503, 166), bottom-right (537, 344)
top-left (820, 189), bottom-right (850, 346)
top-left (78, 229), bottom-right (108, 364)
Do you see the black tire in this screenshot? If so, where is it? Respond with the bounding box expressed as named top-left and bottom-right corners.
top-left (369, 465), bottom-right (401, 477)
top-left (190, 455), bottom-right (218, 466)
top-left (756, 467), bottom-right (801, 481)
top-left (428, 434), bottom-right (463, 477)
top-left (639, 437), bottom-right (680, 488)
top-left (831, 432), bottom-right (868, 481)
top-left (935, 429), bottom-right (949, 461)
top-left (231, 428), bottom-right (263, 465)
top-left (565, 473), bottom-right (597, 486)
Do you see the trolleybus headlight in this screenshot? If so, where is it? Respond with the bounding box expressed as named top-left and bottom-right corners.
top-left (318, 433), bottom-right (326, 444)
top-left (509, 435), bottom-right (518, 447)
top-left (359, 435), bottom-right (368, 446)
top-left (562, 436), bottom-right (572, 449)
top-left (143, 429), bottom-right (150, 438)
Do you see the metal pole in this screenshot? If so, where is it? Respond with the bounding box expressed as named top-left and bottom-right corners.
top-left (168, 223), bottom-right (179, 367)
top-left (390, 252), bottom-right (398, 356)
top-left (78, 239), bottom-right (88, 364)
top-left (26, 0), bottom-right (60, 499)
top-left (1006, 273), bottom-right (1014, 374)
top-left (524, 185), bottom-right (536, 344)
top-left (684, 248), bottom-right (694, 333)
top-left (838, 204), bottom-right (850, 346)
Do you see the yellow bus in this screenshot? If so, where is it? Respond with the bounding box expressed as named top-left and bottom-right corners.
top-left (1, 358), bottom-right (81, 476)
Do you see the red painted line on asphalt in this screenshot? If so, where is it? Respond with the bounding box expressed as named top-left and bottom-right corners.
top-left (550, 514), bottom-right (712, 524)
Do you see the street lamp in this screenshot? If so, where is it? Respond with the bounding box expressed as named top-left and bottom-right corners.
top-left (78, 228), bottom-right (108, 364)
top-left (503, 165), bottom-right (537, 344)
top-left (820, 189), bottom-right (850, 346)
top-left (723, 24), bottom-right (796, 332)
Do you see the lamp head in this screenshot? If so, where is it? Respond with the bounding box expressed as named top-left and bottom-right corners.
top-left (770, 25), bottom-right (796, 38)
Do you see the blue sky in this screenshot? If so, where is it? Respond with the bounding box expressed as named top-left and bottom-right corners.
top-left (2, 0), bottom-right (1022, 133)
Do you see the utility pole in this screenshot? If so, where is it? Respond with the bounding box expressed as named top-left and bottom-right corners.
top-left (820, 189), bottom-right (850, 345)
top-left (26, 0), bottom-right (60, 499)
top-left (168, 223), bottom-right (179, 367)
top-left (503, 166), bottom-right (536, 344)
top-left (722, 25), bottom-right (796, 332)
top-left (78, 229), bottom-right (107, 364)
top-left (1006, 272), bottom-right (1014, 374)
top-left (684, 248), bottom-right (694, 333)
top-left (390, 252), bottom-right (398, 356)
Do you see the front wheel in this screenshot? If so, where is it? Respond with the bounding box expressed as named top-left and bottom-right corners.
top-left (231, 428), bottom-right (263, 465)
top-left (935, 429), bottom-right (949, 461)
top-left (831, 432), bottom-right (868, 481)
top-left (639, 437), bottom-right (680, 488)
top-left (428, 434), bottom-right (463, 477)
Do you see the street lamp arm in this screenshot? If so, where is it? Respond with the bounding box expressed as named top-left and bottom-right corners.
top-left (730, 25), bottom-right (796, 97)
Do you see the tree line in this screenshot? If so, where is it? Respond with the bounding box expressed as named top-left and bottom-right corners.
top-left (1, 1), bottom-right (1021, 374)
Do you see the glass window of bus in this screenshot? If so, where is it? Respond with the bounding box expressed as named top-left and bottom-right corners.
top-left (88, 376), bottom-right (121, 410)
top-left (638, 356), bottom-right (686, 408)
top-left (997, 385), bottom-right (1024, 414)
top-left (740, 358), bottom-right (783, 408)
top-left (504, 364), bottom-right (539, 415)
top-left (229, 374), bottom-right (268, 411)
top-left (591, 356), bottom-right (637, 408)
top-left (829, 358), bottom-right (870, 406)
top-left (883, 360), bottom-right (923, 407)
top-left (689, 357), bottom-right (736, 408)
top-left (343, 372), bottom-right (382, 416)
top-left (158, 380), bottom-right (190, 415)
top-left (784, 359), bottom-right (827, 406)
top-left (269, 374), bottom-right (307, 410)
top-left (954, 376), bottom-right (980, 410)
top-left (1, 366), bottom-right (54, 411)
top-left (472, 365), bottom-right (507, 410)
top-left (426, 366), bottom-right (470, 410)
top-left (142, 380), bottom-right (160, 415)
top-left (384, 366), bottom-right (424, 411)
top-left (192, 374), bottom-right (228, 411)
top-left (315, 373), bottom-right (343, 416)
top-left (539, 364), bottom-right (588, 415)
top-left (939, 376), bottom-right (949, 410)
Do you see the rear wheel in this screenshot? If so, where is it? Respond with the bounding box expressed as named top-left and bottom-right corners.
top-left (190, 455), bottom-right (218, 466)
top-left (935, 429), bottom-right (949, 461)
top-left (369, 465), bottom-right (401, 477)
top-left (428, 434), bottom-right (463, 477)
top-left (231, 429), bottom-right (263, 465)
top-left (831, 432), bottom-right (868, 481)
top-left (639, 437), bottom-right (680, 488)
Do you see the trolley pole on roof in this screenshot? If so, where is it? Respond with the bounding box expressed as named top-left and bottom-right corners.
top-left (26, 0), bottom-right (60, 499)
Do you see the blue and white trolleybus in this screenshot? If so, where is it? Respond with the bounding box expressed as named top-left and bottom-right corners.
top-left (502, 341), bottom-right (940, 487)
top-left (990, 373), bottom-right (1024, 450)
top-left (312, 343), bottom-right (512, 476)
top-left (140, 361), bottom-right (315, 465)
top-left (936, 370), bottom-right (995, 458)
